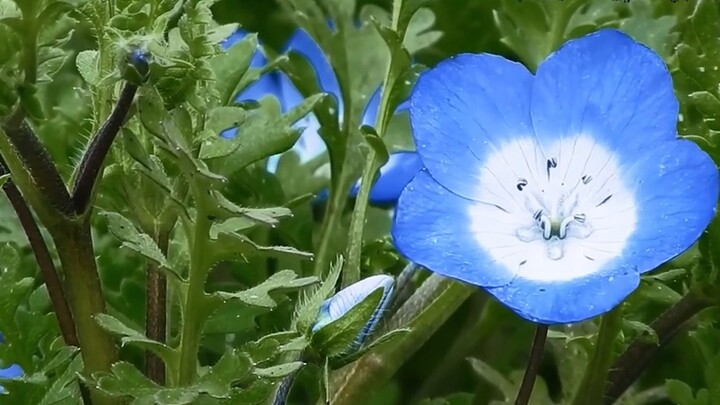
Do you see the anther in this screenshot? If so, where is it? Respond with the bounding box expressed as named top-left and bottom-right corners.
top-left (533, 209), bottom-right (542, 221)
top-left (574, 213), bottom-right (586, 223)
top-left (516, 178), bottom-right (528, 191)
top-left (597, 194), bottom-right (613, 207)
top-left (581, 175), bottom-right (592, 184)
top-left (546, 157), bottom-right (557, 178)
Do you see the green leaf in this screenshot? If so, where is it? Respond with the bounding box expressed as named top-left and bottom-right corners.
top-left (494, 0), bottom-right (619, 70)
top-left (666, 379), bottom-right (705, 405)
top-left (311, 288), bottom-right (384, 359)
top-left (211, 231), bottom-right (314, 263)
top-left (618, 0), bottom-right (678, 59)
top-left (209, 32), bottom-right (259, 105)
top-left (207, 191), bottom-right (293, 226)
top-left (467, 358), bottom-right (514, 400)
top-left (213, 270), bottom-right (318, 308)
top-left (94, 314), bottom-right (176, 367)
top-left (75, 49), bottom-right (98, 85)
top-left (253, 362), bottom-right (304, 379)
top-left (293, 256), bottom-right (343, 333)
top-left (195, 349), bottom-right (253, 398)
top-left (622, 320), bottom-right (659, 345)
top-left (101, 211), bottom-right (178, 279)
top-left (200, 94), bottom-right (323, 170)
top-left (674, 0), bottom-right (720, 161)
top-left (93, 362), bottom-right (198, 405)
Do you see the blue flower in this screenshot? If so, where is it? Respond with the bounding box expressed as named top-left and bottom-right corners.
top-left (220, 29), bottom-right (423, 204)
top-left (219, 30), bottom-right (282, 139)
top-left (312, 274), bottom-right (394, 354)
top-left (391, 29), bottom-right (719, 324)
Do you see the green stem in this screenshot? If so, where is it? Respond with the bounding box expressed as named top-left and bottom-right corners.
top-left (343, 0), bottom-right (405, 288)
top-left (571, 306), bottom-right (624, 405)
top-left (312, 172), bottom-right (352, 277)
top-left (176, 182), bottom-right (212, 385)
top-left (52, 220), bottom-right (118, 405)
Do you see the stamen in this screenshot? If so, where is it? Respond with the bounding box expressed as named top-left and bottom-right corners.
top-left (540, 215), bottom-right (552, 240)
top-left (573, 213), bottom-right (586, 223)
top-left (533, 209), bottom-right (543, 222)
top-left (558, 216), bottom-right (575, 239)
top-left (581, 175), bottom-right (592, 184)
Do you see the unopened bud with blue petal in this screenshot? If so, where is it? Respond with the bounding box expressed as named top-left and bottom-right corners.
top-left (120, 47), bottom-right (150, 85)
top-left (310, 275), bottom-right (394, 360)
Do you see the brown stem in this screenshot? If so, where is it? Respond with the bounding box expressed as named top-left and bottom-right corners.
top-left (72, 83), bottom-right (138, 214)
top-left (604, 292), bottom-right (713, 404)
top-left (0, 162), bottom-right (76, 345)
top-left (514, 325), bottom-right (548, 405)
top-left (145, 229), bottom-right (170, 384)
top-left (0, 120), bottom-right (73, 214)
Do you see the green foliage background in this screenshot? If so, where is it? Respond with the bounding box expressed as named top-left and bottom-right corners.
top-left (0, 0), bottom-right (719, 404)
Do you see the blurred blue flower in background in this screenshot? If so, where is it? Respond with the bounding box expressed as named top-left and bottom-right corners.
top-left (220, 29), bottom-right (422, 205)
top-left (392, 29), bottom-right (719, 324)
top-left (0, 332), bottom-right (23, 393)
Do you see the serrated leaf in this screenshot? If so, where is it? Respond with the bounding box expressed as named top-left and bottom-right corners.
top-left (293, 257), bottom-right (343, 333)
top-left (200, 94), bottom-right (323, 170)
top-left (214, 270), bottom-right (317, 308)
top-left (211, 231), bottom-right (314, 264)
top-left (210, 32), bottom-right (259, 105)
top-left (208, 191), bottom-right (293, 226)
top-left (101, 212), bottom-right (178, 279)
top-left (195, 349), bottom-right (253, 398)
top-left (94, 314), bottom-right (175, 366)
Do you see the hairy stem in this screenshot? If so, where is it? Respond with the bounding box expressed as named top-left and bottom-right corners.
top-left (1, 172), bottom-right (77, 346)
top-left (514, 325), bottom-right (549, 405)
top-left (52, 220), bottom-right (118, 405)
top-left (177, 182), bottom-right (212, 385)
top-left (72, 82), bottom-right (138, 214)
top-left (604, 292), bottom-right (713, 404)
top-left (146, 228), bottom-right (171, 384)
top-left (0, 120), bottom-right (73, 215)
top-left (571, 306), bottom-right (623, 405)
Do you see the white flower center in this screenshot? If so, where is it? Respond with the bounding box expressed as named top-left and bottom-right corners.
top-left (468, 135), bottom-right (637, 282)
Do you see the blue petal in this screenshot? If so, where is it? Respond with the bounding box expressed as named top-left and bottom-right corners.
top-left (282, 29), bottom-right (342, 111)
top-left (349, 152), bottom-right (423, 204)
top-left (485, 262), bottom-right (640, 324)
top-left (361, 87), bottom-right (382, 127)
top-left (392, 170), bottom-right (518, 287)
top-left (410, 53), bottom-right (534, 200)
top-left (622, 140), bottom-right (718, 273)
top-left (531, 29), bottom-right (678, 162)
top-left (0, 364), bottom-right (22, 379)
